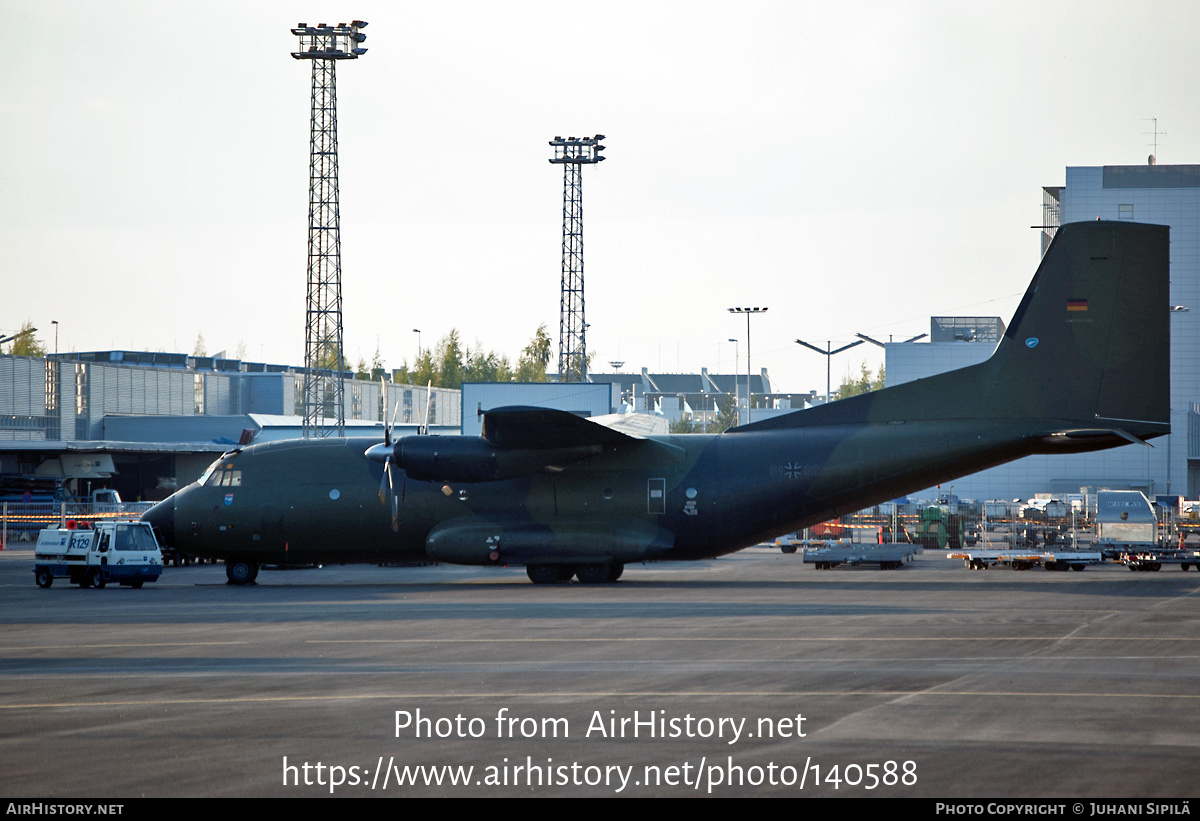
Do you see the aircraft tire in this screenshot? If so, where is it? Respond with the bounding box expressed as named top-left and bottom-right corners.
top-left (35, 567), bottom-right (53, 588)
top-left (526, 564), bottom-right (562, 585)
top-left (574, 564), bottom-right (611, 584)
top-left (226, 560), bottom-right (259, 585)
top-left (608, 563), bottom-right (625, 582)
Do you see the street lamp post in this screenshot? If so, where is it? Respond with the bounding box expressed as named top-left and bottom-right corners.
top-left (728, 307), bottom-right (767, 424)
top-left (727, 338), bottom-right (739, 425)
top-left (795, 338), bottom-right (865, 404)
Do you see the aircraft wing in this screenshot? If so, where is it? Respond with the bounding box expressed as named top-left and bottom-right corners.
top-left (480, 406), bottom-right (684, 460)
top-left (588, 411), bottom-right (669, 438)
top-left (480, 406), bottom-right (641, 449)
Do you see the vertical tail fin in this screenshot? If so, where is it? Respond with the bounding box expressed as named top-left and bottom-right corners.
top-left (981, 220), bottom-right (1169, 429)
top-left (735, 221), bottom-right (1170, 437)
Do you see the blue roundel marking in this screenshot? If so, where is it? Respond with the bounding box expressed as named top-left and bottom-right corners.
top-left (1025, 338), bottom-right (1039, 348)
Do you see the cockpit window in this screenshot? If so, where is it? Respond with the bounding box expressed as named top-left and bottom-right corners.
top-left (198, 453), bottom-right (241, 488)
top-left (201, 461), bottom-right (242, 487)
top-left (197, 458), bottom-right (223, 487)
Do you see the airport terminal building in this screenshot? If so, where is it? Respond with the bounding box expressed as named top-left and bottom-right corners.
top-left (0, 352), bottom-right (461, 502)
top-left (886, 163), bottom-right (1200, 501)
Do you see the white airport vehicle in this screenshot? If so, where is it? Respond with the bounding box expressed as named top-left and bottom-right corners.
top-left (1120, 548), bottom-right (1200, 571)
top-left (947, 549), bottom-right (1102, 571)
top-left (1095, 490), bottom-right (1157, 558)
top-left (34, 521), bottom-right (164, 589)
top-left (88, 488), bottom-right (124, 512)
top-left (803, 543), bottom-right (916, 570)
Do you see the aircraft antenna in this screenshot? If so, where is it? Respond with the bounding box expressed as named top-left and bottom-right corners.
top-left (549, 135), bottom-right (606, 382)
top-left (291, 21), bottom-right (369, 437)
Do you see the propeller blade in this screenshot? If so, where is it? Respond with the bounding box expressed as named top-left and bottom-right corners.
top-left (375, 453), bottom-right (399, 532)
top-left (378, 455), bottom-right (390, 504)
top-left (390, 469), bottom-right (399, 532)
top-left (420, 380), bottom-right (432, 434)
top-left (380, 376), bottom-right (391, 447)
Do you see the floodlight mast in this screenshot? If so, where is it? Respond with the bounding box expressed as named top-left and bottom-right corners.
top-left (549, 135), bottom-right (605, 383)
top-left (291, 21), bottom-right (368, 438)
top-left (728, 307), bottom-right (767, 424)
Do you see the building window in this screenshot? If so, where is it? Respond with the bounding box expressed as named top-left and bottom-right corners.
top-left (44, 361), bottom-right (60, 441)
top-left (1118, 204), bottom-right (1134, 220)
top-left (194, 374), bottom-right (206, 415)
top-left (75, 364), bottom-right (88, 417)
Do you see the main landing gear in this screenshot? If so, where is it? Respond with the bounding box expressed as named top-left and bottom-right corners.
top-left (525, 563), bottom-right (625, 584)
top-left (225, 559), bottom-right (260, 585)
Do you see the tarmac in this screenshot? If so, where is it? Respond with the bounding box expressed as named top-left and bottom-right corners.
top-left (2, 546), bottom-right (1199, 798)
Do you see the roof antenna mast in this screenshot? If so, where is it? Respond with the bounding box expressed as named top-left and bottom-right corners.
top-left (1144, 117), bottom-right (1164, 165)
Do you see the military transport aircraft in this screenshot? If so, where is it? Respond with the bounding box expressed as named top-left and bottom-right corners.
top-left (143, 221), bottom-right (1169, 584)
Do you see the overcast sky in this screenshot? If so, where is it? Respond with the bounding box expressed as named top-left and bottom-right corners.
top-left (5, 1), bottom-right (1198, 394)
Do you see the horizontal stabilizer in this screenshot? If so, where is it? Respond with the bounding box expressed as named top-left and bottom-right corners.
top-left (1038, 427), bottom-right (1153, 448)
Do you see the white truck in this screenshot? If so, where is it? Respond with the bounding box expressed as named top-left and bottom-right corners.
top-left (88, 488), bottom-right (124, 512)
top-left (1095, 490), bottom-right (1157, 556)
top-left (34, 521), bottom-right (164, 588)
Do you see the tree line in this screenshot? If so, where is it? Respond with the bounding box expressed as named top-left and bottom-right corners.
top-left (4, 319), bottom-right (556, 393)
top-left (384, 325), bottom-right (553, 389)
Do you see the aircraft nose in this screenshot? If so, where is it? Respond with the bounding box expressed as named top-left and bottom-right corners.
top-left (142, 497), bottom-right (175, 545)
